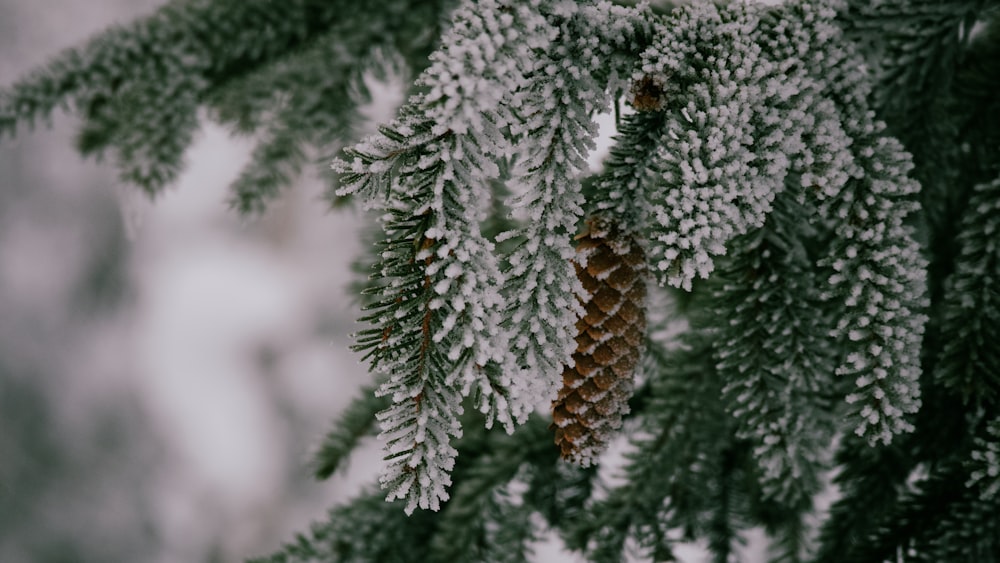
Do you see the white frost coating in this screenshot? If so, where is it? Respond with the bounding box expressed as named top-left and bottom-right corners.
top-left (641, 3), bottom-right (796, 291)
top-left (638, 1), bottom-right (927, 503)
top-left (630, 1), bottom-right (925, 454)
top-left (800, 3), bottom-right (928, 446)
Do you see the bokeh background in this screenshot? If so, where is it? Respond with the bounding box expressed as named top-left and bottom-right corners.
top-left (0, 2), bottom-right (383, 560)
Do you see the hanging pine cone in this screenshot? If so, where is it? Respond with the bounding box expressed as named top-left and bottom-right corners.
top-left (552, 216), bottom-right (647, 466)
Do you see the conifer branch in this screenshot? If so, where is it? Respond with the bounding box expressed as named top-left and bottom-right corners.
top-left (0, 0), bottom-right (451, 201)
top-left (502, 1), bottom-right (652, 407)
top-left (712, 194), bottom-right (837, 509)
top-left (935, 175), bottom-right (1000, 404)
top-left (642, 3), bottom-right (791, 291)
top-left (592, 110), bottom-right (666, 234)
top-left (792, 1), bottom-right (930, 446)
top-left (704, 3), bottom-right (857, 508)
top-left (817, 125), bottom-right (929, 445)
top-left (332, 0), bottom-right (556, 512)
top-left (6, 0), bottom-right (993, 559)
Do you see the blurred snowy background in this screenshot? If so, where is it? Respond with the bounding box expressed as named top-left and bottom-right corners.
top-left (0, 1), bottom-right (383, 560)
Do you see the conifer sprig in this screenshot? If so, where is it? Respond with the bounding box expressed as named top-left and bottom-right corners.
top-left (641, 2), bottom-right (790, 291)
top-left (0, 0), bottom-right (451, 204)
top-left (817, 112), bottom-right (929, 446)
top-left (789, 1), bottom-right (930, 446)
top-left (936, 176), bottom-right (1000, 404)
top-left (591, 111), bottom-right (666, 233)
top-left (502, 1), bottom-right (651, 407)
top-left (712, 195), bottom-right (836, 508)
top-left (332, 0), bottom-right (555, 512)
top-left (703, 4), bottom-right (854, 507)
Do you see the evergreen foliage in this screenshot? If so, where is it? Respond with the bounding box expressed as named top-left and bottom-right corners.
top-left (3, 0), bottom-right (999, 560)
top-left (0, 0), bottom-right (454, 206)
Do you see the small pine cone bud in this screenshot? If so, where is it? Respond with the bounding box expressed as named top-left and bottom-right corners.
top-left (629, 73), bottom-right (668, 112)
top-left (552, 216), bottom-right (647, 466)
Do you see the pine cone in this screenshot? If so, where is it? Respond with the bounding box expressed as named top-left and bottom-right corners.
top-left (552, 216), bottom-right (647, 466)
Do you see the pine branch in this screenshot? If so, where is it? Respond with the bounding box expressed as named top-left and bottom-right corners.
top-left (712, 194), bottom-right (837, 509)
top-left (844, 0), bottom-right (996, 317)
top-left (231, 124), bottom-right (310, 214)
top-left (817, 129), bottom-right (928, 445)
top-left (1, 0), bottom-right (451, 202)
top-left (641, 2), bottom-right (792, 291)
top-left (591, 110), bottom-right (666, 234)
top-left (787, 2), bottom-right (931, 446)
top-left (703, 3), bottom-right (864, 510)
top-left (502, 1), bottom-right (652, 407)
top-left (935, 176), bottom-right (1000, 404)
top-left (264, 413), bottom-right (570, 563)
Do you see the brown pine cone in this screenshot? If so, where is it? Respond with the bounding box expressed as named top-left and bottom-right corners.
top-left (552, 216), bottom-right (647, 466)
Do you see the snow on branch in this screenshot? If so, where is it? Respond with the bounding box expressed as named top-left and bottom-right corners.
top-left (803, 15), bottom-right (929, 446)
top-left (641, 3), bottom-right (794, 291)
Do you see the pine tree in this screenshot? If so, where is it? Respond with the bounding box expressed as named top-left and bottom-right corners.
top-left (2, 0), bottom-right (998, 560)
